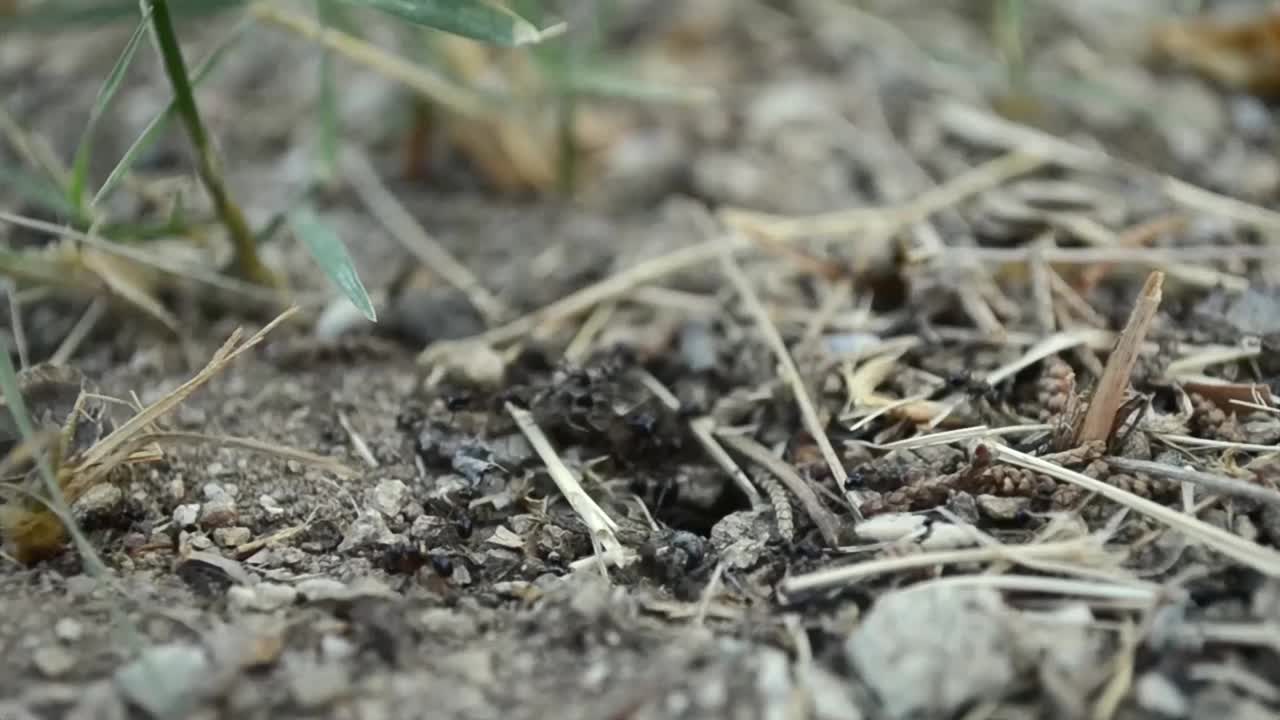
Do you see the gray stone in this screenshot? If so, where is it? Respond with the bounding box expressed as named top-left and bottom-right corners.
top-left (976, 494), bottom-right (1030, 521)
top-left (286, 653), bottom-right (350, 709)
top-left (32, 645), bottom-right (76, 677)
top-left (73, 483), bottom-right (123, 520)
top-left (338, 509), bottom-right (398, 552)
top-left (54, 617), bottom-right (83, 642)
top-left (199, 486), bottom-right (237, 529)
top-left (172, 504), bottom-right (200, 528)
top-left (114, 643), bottom-right (211, 719)
top-left (229, 582), bottom-right (298, 613)
top-left (846, 585), bottom-right (1020, 719)
top-left (212, 526), bottom-right (251, 548)
top-left (369, 479), bottom-right (408, 518)
top-left (1135, 673), bottom-right (1188, 718)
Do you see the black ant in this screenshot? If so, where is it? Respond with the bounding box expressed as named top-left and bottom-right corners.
top-left (939, 370), bottom-right (1003, 404)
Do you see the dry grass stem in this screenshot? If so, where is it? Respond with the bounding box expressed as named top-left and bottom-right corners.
top-left (1076, 271), bottom-right (1163, 445)
top-left (985, 329), bottom-right (1095, 385)
top-left (950, 244), bottom-right (1280, 266)
top-left (936, 101), bottom-right (1109, 169)
top-left (250, 3), bottom-right (486, 118)
top-left (1164, 345), bottom-right (1262, 378)
top-left (723, 150), bottom-right (1043, 241)
top-left (73, 308), bottom-right (299, 490)
top-left (337, 411), bottom-right (378, 469)
top-left (0, 211), bottom-right (289, 305)
top-left (1162, 176), bottom-right (1280, 234)
top-left (780, 537), bottom-right (1117, 595)
top-left (1155, 434), bottom-right (1280, 454)
top-left (505, 402), bottom-right (629, 569)
top-left (868, 424), bottom-right (1050, 451)
top-left (688, 417), bottom-right (763, 509)
top-left (707, 219), bottom-right (854, 514)
top-left (128, 431), bottom-right (357, 477)
top-left (420, 235), bottom-right (749, 362)
top-left (989, 444), bottom-right (1280, 577)
top-left (49, 298), bottom-right (106, 366)
top-left (564, 303), bottom-right (616, 364)
top-left (343, 149), bottom-right (508, 324)
top-left (714, 431), bottom-right (843, 548)
top-left (1107, 457), bottom-right (1280, 508)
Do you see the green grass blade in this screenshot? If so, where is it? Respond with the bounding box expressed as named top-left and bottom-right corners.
top-left (338, 0), bottom-right (563, 47)
top-left (92, 14), bottom-right (249, 209)
top-left (2, 0), bottom-right (244, 30)
top-left (0, 162), bottom-right (81, 219)
top-left (287, 205), bottom-right (376, 321)
top-left (69, 8), bottom-right (153, 212)
top-left (315, 0), bottom-right (341, 183)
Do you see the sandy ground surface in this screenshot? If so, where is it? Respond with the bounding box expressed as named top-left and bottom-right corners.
top-left (4, 1), bottom-right (1280, 719)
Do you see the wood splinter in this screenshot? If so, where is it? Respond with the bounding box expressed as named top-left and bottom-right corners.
top-left (1075, 271), bottom-right (1164, 447)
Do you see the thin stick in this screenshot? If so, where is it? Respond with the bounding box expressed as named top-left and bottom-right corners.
top-left (780, 538), bottom-right (1114, 595)
top-left (715, 431), bottom-right (843, 548)
top-left (4, 281), bottom-right (28, 369)
top-left (942, 244), bottom-right (1280, 265)
top-left (723, 150), bottom-right (1043, 240)
top-left (709, 218), bottom-right (855, 514)
top-left (867, 424), bottom-right (1050, 451)
top-left (694, 562), bottom-right (726, 627)
top-left (420, 235), bottom-right (750, 362)
top-left (336, 411), bottom-right (378, 469)
top-left (989, 444), bottom-right (1280, 577)
top-left (985, 329), bottom-right (1095, 385)
top-left (1077, 272), bottom-right (1163, 445)
top-left (1107, 457), bottom-right (1280, 508)
top-left (1155, 433), bottom-right (1280, 454)
top-left (1163, 176), bottom-right (1280, 234)
top-left (688, 417), bottom-right (763, 508)
top-left (506, 402), bottom-right (629, 568)
top-left (49, 298), bottom-right (106, 367)
top-left (343, 149), bottom-right (508, 324)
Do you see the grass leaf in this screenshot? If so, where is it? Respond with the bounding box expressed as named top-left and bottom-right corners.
top-left (93, 14), bottom-right (249, 208)
top-left (339, 0), bottom-right (563, 47)
top-left (0, 162), bottom-right (80, 219)
top-left (287, 206), bottom-right (376, 321)
top-left (2, 0), bottom-right (244, 29)
top-left (69, 7), bottom-right (153, 212)
top-left (315, 0), bottom-right (342, 182)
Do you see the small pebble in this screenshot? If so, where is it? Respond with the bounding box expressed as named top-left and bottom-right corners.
top-left (229, 582), bottom-right (298, 613)
top-left (320, 635), bottom-right (357, 661)
top-left (72, 484), bottom-right (123, 519)
top-left (54, 618), bottom-right (83, 643)
top-left (213, 527), bottom-right (252, 548)
top-left (259, 494), bottom-right (285, 516)
top-left (32, 645), bottom-right (76, 677)
top-left (976, 495), bottom-right (1030, 522)
top-left (369, 479), bottom-right (408, 518)
top-left (199, 491), bottom-right (237, 529)
top-left (1135, 672), bottom-right (1188, 718)
top-left (287, 655), bottom-right (351, 709)
top-left (114, 643), bottom-right (210, 719)
top-left (173, 504), bottom-right (200, 528)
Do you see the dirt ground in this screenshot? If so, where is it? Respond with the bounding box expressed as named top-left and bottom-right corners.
top-left (4, 1), bottom-right (1280, 719)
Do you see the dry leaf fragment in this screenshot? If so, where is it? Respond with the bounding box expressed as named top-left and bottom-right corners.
top-left (1153, 10), bottom-right (1280, 96)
